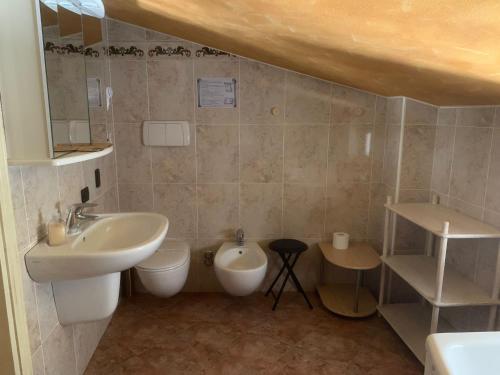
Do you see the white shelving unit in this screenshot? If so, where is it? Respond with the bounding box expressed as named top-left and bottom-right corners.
top-left (378, 197), bottom-right (500, 364)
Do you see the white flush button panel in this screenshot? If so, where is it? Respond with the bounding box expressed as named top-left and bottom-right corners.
top-left (143, 121), bottom-right (190, 146)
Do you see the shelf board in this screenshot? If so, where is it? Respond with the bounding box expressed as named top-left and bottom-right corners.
top-left (378, 303), bottom-right (454, 364)
top-left (385, 203), bottom-right (500, 239)
top-left (319, 242), bottom-right (381, 270)
top-left (382, 255), bottom-right (498, 307)
top-left (8, 146), bottom-right (113, 166)
top-left (317, 284), bottom-right (377, 318)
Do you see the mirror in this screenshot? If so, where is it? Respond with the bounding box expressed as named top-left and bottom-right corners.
top-left (39, 2), bottom-right (91, 148)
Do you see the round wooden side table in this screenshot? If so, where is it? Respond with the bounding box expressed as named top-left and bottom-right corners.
top-left (317, 242), bottom-right (381, 318)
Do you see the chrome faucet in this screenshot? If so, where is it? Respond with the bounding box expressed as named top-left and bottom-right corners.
top-left (236, 228), bottom-right (244, 246)
top-left (66, 203), bottom-right (98, 235)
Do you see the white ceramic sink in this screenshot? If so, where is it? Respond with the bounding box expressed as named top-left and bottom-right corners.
top-left (426, 332), bottom-right (500, 375)
top-left (24, 212), bottom-right (168, 325)
top-left (26, 212), bottom-right (168, 282)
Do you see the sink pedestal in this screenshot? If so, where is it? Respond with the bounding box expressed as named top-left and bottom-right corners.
top-left (53, 272), bottom-right (121, 325)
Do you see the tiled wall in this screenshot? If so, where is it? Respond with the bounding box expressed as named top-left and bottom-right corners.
top-left (371, 98), bottom-right (500, 330)
top-left (430, 105), bottom-right (500, 330)
top-left (8, 154), bottom-right (118, 374)
top-left (106, 19), bottom-right (389, 292)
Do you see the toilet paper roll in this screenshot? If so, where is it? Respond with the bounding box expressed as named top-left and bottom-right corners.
top-left (333, 232), bottom-right (349, 250)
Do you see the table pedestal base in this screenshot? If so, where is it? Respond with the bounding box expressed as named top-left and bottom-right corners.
top-left (317, 283), bottom-right (377, 318)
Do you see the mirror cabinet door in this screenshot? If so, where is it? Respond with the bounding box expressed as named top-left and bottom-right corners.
top-left (39, 2), bottom-right (91, 149)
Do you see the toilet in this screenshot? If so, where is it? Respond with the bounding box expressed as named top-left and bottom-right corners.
top-left (135, 240), bottom-right (190, 297)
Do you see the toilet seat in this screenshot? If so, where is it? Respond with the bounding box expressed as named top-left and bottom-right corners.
top-left (136, 240), bottom-right (189, 272)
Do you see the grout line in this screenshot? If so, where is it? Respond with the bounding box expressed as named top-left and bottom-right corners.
top-left (446, 111), bottom-right (459, 200)
top-left (481, 128), bottom-right (495, 221)
top-left (394, 97), bottom-right (406, 203)
top-left (193, 52), bottom-right (199, 243)
top-left (281, 72), bottom-right (288, 237)
top-left (237, 57), bottom-right (241, 231)
top-left (366, 96), bottom-right (380, 238)
top-left (322, 84), bottom-right (333, 238)
top-left (105, 28), bottom-right (121, 213)
top-left (144, 54), bottom-right (155, 210)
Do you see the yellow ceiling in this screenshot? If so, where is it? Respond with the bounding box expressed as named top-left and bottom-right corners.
top-left (104, 0), bottom-right (500, 105)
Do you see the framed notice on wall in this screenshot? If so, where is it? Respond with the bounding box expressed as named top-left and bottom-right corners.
top-left (197, 78), bottom-right (237, 108)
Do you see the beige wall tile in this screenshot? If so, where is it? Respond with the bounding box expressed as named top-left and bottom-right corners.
top-left (152, 124), bottom-right (196, 183)
top-left (8, 167), bottom-right (29, 251)
top-left (367, 183), bottom-right (389, 245)
top-left (283, 184), bottom-right (324, 238)
top-left (147, 59), bottom-right (194, 122)
top-left (404, 99), bottom-right (437, 126)
top-left (107, 19), bottom-right (146, 42)
top-left (196, 126), bottom-right (239, 183)
top-left (386, 97), bottom-right (403, 125)
top-left (374, 96), bottom-right (387, 126)
top-left (197, 184), bottom-right (238, 238)
top-left (154, 184), bottom-right (196, 238)
top-left (431, 126), bottom-right (455, 195)
top-left (115, 124), bottom-right (152, 184)
top-left (240, 60), bottom-right (285, 125)
top-left (371, 122), bottom-right (387, 183)
top-left (284, 126), bottom-right (328, 183)
top-left (110, 60), bottom-right (148, 122)
top-left (73, 322), bottom-right (99, 374)
top-left (456, 106), bottom-right (495, 127)
top-left (32, 346), bottom-right (45, 375)
top-left (485, 129), bottom-right (500, 212)
top-left (35, 282), bottom-right (59, 342)
top-left (83, 153), bottom-right (116, 202)
top-left (58, 164), bottom-right (85, 214)
top-left (325, 182), bottom-right (369, 240)
top-left (328, 124), bottom-right (373, 183)
top-left (194, 57), bottom-right (239, 125)
top-left (449, 127), bottom-right (491, 206)
top-left (22, 166), bottom-right (60, 243)
top-left (382, 125), bottom-right (402, 187)
top-left (42, 325), bottom-right (77, 375)
top-left (20, 258), bottom-right (41, 354)
top-left (332, 85), bottom-right (376, 125)
top-left (437, 108), bottom-right (457, 126)
top-left (118, 184), bottom-right (153, 212)
top-left (240, 126), bottom-right (283, 183)
top-left (191, 239), bottom-right (225, 292)
top-left (285, 72), bottom-right (331, 124)
top-left (399, 126), bottom-right (436, 189)
top-left (146, 29), bottom-right (180, 41)
top-left (240, 183), bottom-right (282, 238)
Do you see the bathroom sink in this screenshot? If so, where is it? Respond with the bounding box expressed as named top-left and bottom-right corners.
top-left (426, 332), bottom-right (500, 375)
top-left (25, 213), bottom-right (169, 282)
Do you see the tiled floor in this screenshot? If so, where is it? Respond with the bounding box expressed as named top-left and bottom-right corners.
top-left (85, 293), bottom-right (423, 374)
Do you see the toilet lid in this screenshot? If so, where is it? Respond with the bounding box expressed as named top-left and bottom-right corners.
top-left (136, 240), bottom-right (190, 271)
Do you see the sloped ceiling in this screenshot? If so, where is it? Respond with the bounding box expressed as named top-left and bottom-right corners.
top-left (103, 0), bottom-right (500, 105)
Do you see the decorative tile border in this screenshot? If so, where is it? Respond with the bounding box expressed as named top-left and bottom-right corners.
top-left (106, 45), bottom-right (144, 57)
top-left (44, 42), bottom-right (100, 57)
top-left (148, 45), bottom-right (191, 57)
top-left (195, 46), bottom-right (234, 57)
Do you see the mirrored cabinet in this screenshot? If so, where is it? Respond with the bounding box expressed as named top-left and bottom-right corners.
top-left (1, 0), bottom-right (112, 166)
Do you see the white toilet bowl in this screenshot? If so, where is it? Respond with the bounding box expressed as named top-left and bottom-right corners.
top-left (215, 242), bottom-right (267, 296)
top-left (135, 240), bottom-right (190, 297)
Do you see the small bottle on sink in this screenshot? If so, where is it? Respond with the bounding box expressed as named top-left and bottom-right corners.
top-left (47, 216), bottom-right (66, 246)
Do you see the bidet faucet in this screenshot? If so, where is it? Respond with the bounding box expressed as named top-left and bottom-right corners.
top-left (66, 203), bottom-right (98, 234)
top-left (236, 228), bottom-right (244, 246)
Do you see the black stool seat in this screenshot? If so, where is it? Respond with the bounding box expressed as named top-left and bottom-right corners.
top-left (269, 239), bottom-right (308, 254)
top-left (265, 239), bottom-right (313, 310)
